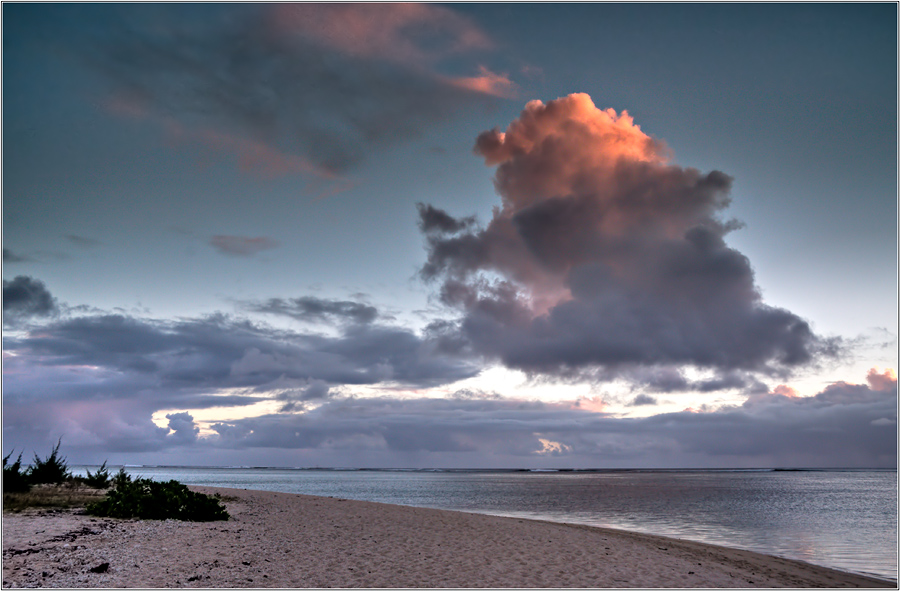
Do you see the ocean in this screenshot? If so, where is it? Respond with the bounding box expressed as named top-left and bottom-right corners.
top-left (70, 466), bottom-right (898, 581)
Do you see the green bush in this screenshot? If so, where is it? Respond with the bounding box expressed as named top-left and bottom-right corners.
top-left (86, 473), bottom-right (229, 522)
top-left (112, 467), bottom-right (131, 489)
top-left (28, 439), bottom-right (71, 485)
top-left (83, 461), bottom-right (111, 489)
top-left (3, 450), bottom-right (31, 493)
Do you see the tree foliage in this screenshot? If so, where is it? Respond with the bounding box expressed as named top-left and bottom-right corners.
top-left (83, 461), bottom-right (112, 489)
top-left (28, 438), bottom-right (71, 485)
top-left (3, 450), bottom-right (31, 493)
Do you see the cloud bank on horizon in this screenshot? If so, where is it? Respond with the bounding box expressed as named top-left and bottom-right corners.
top-left (3, 4), bottom-right (896, 468)
top-left (2, 275), bottom-right (896, 467)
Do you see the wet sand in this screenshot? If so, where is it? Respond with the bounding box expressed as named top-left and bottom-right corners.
top-left (2, 486), bottom-right (894, 588)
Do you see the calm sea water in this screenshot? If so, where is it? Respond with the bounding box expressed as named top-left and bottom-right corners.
top-left (71, 466), bottom-right (897, 581)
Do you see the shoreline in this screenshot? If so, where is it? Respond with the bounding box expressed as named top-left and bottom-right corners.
top-left (2, 485), bottom-right (895, 588)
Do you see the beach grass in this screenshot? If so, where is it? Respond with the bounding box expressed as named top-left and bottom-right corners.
top-left (2, 482), bottom-right (107, 512)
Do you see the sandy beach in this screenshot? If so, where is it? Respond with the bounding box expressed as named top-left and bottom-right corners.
top-left (2, 486), bottom-right (894, 588)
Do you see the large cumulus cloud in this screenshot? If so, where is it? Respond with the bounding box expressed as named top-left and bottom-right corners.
top-left (421, 93), bottom-right (836, 379)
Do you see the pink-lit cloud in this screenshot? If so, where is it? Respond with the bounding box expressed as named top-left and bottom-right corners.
top-left (420, 93), bottom-right (833, 377)
top-left (772, 384), bottom-right (800, 398)
top-left (269, 3), bottom-right (492, 65)
top-left (164, 122), bottom-right (340, 181)
top-left (572, 395), bottom-right (607, 413)
top-left (444, 66), bottom-right (518, 99)
top-left (866, 367), bottom-right (897, 392)
top-left (83, 4), bottom-right (514, 188)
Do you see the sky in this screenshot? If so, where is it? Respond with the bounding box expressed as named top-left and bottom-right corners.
top-left (2, 3), bottom-right (897, 469)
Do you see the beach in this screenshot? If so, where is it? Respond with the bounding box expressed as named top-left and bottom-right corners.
top-left (2, 486), bottom-right (894, 588)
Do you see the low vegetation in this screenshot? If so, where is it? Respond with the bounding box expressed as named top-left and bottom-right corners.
top-left (3, 481), bottom-right (107, 512)
top-left (4, 441), bottom-right (229, 521)
top-left (4, 441), bottom-right (109, 511)
top-left (86, 469), bottom-right (229, 521)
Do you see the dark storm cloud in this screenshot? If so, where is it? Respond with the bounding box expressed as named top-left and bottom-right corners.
top-left (49, 3), bottom-right (511, 179)
top-left (209, 235), bottom-right (279, 258)
top-left (420, 94), bottom-right (837, 379)
top-left (247, 296), bottom-right (378, 325)
top-left (3, 276), bottom-right (59, 324)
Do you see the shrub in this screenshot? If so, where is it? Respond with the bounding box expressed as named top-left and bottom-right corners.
top-left (112, 467), bottom-right (131, 489)
top-left (3, 450), bottom-right (31, 493)
top-left (28, 439), bottom-right (71, 485)
top-left (83, 461), bottom-right (111, 489)
top-left (86, 474), bottom-right (229, 522)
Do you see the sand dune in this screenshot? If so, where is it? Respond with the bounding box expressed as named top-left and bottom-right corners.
top-left (2, 486), bottom-right (894, 588)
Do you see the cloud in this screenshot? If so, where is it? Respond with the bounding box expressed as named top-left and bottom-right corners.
top-left (165, 122), bottom-right (341, 181)
top-left (166, 412), bottom-right (199, 445)
top-left (417, 203), bottom-right (477, 235)
top-left (209, 235), bottom-right (279, 258)
top-left (208, 396), bottom-right (594, 456)
top-left (66, 235), bottom-right (101, 248)
top-left (246, 296), bottom-right (378, 325)
top-left (866, 367), bottom-right (897, 392)
top-left (268, 4), bottom-right (491, 65)
top-left (198, 367), bottom-right (894, 468)
top-left (3, 276), bottom-right (59, 325)
top-left (3, 248), bottom-right (32, 263)
top-left (3, 293), bottom-right (894, 470)
top-left (57, 4), bottom-right (512, 181)
top-left (420, 93), bottom-right (836, 379)
top-left (772, 384), bottom-right (799, 398)
top-left (617, 367), bottom-right (767, 394)
top-left (535, 437), bottom-right (572, 455)
top-left (444, 66), bottom-right (518, 99)
top-left (274, 378), bottom-right (331, 413)
top-left (5, 308), bottom-right (477, 395)
top-left (630, 394), bottom-right (658, 406)
top-left (2, 292), bottom-right (481, 456)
